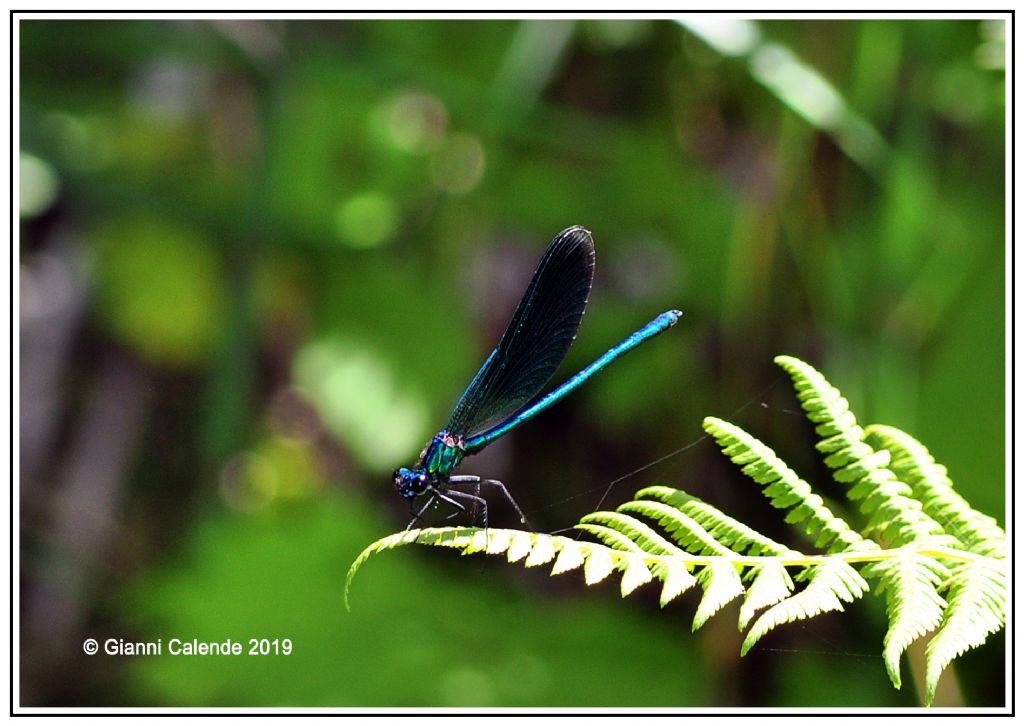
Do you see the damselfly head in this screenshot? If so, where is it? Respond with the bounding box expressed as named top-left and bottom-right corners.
top-left (393, 467), bottom-right (429, 500)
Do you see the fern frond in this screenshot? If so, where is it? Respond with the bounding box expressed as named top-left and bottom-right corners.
top-left (738, 559), bottom-right (795, 631)
top-left (742, 558), bottom-right (869, 655)
top-left (579, 510), bottom-right (690, 556)
top-left (924, 557), bottom-right (1007, 705)
top-left (577, 520), bottom-right (700, 603)
top-left (613, 499), bottom-right (735, 556)
top-left (347, 354), bottom-right (1005, 707)
top-left (866, 424), bottom-right (1006, 556)
top-left (576, 512), bottom-right (691, 599)
top-left (574, 521), bottom-right (646, 555)
top-left (618, 552), bottom-right (655, 596)
top-left (632, 486), bottom-right (801, 628)
top-left (343, 526), bottom-right (652, 608)
top-left (774, 356), bottom-right (960, 550)
top-left (654, 556), bottom-right (700, 606)
top-left (580, 539), bottom-right (615, 584)
top-left (578, 510), bottom-right (752, 613)
top-left (573, 523), bottom-right (664, 598)
top-left (703, 416), bottom-right (873, 554)
top-left (862, 554), bottom-right (950, 689)
top-left (693, 560), bottom-right (745, 631)
top-left (634, 485), bottom-right (796, 557)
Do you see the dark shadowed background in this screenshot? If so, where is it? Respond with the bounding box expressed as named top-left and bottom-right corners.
top-left (19, 17), bottom-right (1005, 707)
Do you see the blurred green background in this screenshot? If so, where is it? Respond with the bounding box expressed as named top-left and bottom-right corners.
top-left (19, 18), bottom-right (1005, 708)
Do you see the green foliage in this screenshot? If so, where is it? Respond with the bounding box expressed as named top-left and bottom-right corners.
top-left (92, 216), bottom-right (227, 367)
top-left (347, 355), bottom-right (1005, 706)
top-left (123, 492), bottom-right (711, 707)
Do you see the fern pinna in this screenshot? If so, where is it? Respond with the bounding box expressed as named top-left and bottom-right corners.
top-left (346, 355), bottom-right (1005, 706)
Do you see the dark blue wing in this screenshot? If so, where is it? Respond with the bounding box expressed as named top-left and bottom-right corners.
top-left (444, 226), bottom-right (595, 439)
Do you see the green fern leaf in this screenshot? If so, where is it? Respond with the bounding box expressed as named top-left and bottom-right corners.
top-left (742, 558), bottom-right (868, 655)
top-left (343, 527), bottom-right (474, 609)
top-left (703, 416), bottom-right (873, 554)
top-left (582, 543), bottom-right (616, 585)
top-left (524, 534), bottom-right (557, 567)
top-left (631, 487), bottom-right (800, 626)
top-left (579, 510), bottom-right (688, 556)
top-left (866, 424), bottom-right (1006, 556)
top-left (693, 560), bottom-right (745, 631)
top-left (620, 553), bottom-right (655, 596)
top-left (862, 554), bottom-right (950, 689)
top-left (774, 356), bottom-right (959, 550)
top-left (924, 557), bottom-right (1007, 705)
top-left (615, 499), bottom-right (734, 556)
top-left (506, 530), bottom-right (534, 562)
top-left (575, 521), bottom-right (699, 605)
top-left (480, 528), bottom-right (510, 555)
top-left (575, 522), bottom-right (646, 554)
top-left (635, 486), bottom-right (795, 557)
top-left (551, 539), bottom-right (586, 575)
top-left (738, 559), bottom-right (795, 631)
top-left (577, 513), bottom-right (698, 604)
top-left (656, 559), bottom-right (699, 607)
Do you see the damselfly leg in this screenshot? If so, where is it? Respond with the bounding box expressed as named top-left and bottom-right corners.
top-left (406, 495), bottom-right (436, 531)
top-left (448, 475), bottom-right (531, 529)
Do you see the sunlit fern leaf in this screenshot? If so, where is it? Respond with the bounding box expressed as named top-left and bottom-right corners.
top-left (632, 486), bottom-right (798, 623)
top-left (577, 513), bottom-right (696, 602)
top-left (620, 553), bottom-right (654, 597)
top-left (866, 424), bottom-right (1006, 556)
top-left (614, 500), bottom-right (733, 556)
top-left (742, 558), bottom-right (869, 655)
top-left (483, 528), bottom-right (511, 555)
top-left (574, 521), bottom-right (645, 554)
top-left (576, 522), bottom-right (697, 604)
top-left (862, 554), bottom-right (950, 689)
top-left (507, 530), bottom-right (533, 562)
top-left (523, 535), bottom-right (557, 567)
top-left (774, 356), bottom-right (959, 550)
top-left (693, 560), bottom-right (745, 631)
top-left (739, 560), bottom-right (795, 631)
top-left (581, 541), bottom-right (615, 585)
top-left (343, 527), bottom-right (460, 609)
top-left (464, 529), bottom-right (491, 554)
top-left (703, 416), bottom-right (873, 555)
top-left (925, 557), bottom-right (1007, 705)
top-left (634, 486), bottom-right (792, 557)
top-left (551, 539), bottom-right (585, 575)
top-left (579, 510), bottom-right (687, 556)
top-left (656, 558), bottom-right (699, 607)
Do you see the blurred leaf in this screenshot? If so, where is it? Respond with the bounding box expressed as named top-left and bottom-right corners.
top-left (292, 337), bottom-right (429, 472)
top-left (92, 216), bottom-right (227, 367)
